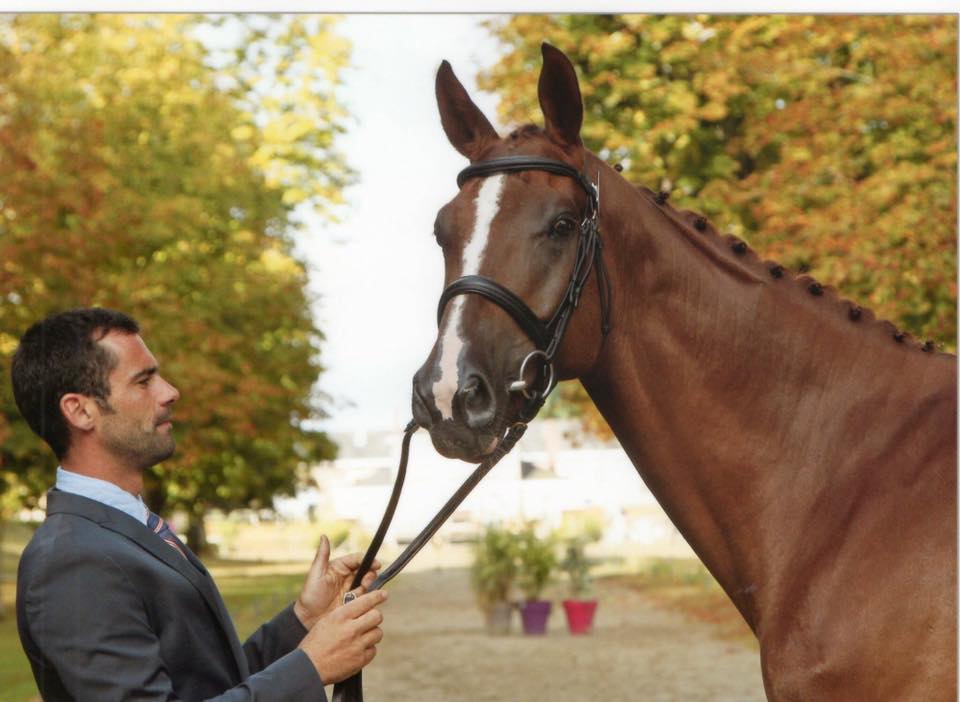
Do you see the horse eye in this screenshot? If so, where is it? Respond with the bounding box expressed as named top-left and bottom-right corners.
top-left (550, 216), bottom-right (577, 239)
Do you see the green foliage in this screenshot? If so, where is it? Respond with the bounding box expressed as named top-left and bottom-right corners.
top-left (0, 15), bottom-right (350, 515)
top-left (515, 523), bottom-right (557, 601)
top-left (482, 15), bottom-right (957, 430)
top-left (326, 525), bottom-right (351, 551)
top-left (559, 525), bottom-right (603, 598)
top-left (470, 524), bottom-right (519, 610)
top-left (636, 557), bottom-right (718, 590)
top-left (560, 541), bottom-right (592, 598)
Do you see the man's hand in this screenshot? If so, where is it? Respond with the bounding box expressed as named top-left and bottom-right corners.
top-left (294, 535), bottom-right (380, 630)
top-left (298, 589), bottom-right (387, 684)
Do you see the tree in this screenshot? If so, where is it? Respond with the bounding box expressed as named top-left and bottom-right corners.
top-left (0, 14), bottom-right (350, 551)
top-left (481, 15), bottom-right (957, 431)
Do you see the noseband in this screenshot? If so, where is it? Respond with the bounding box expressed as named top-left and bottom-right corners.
top-left (332, 156), bottom-right (611, 702)
top-left (438, 155), bottom-right (612, 417)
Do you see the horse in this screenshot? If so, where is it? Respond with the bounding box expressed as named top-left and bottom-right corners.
top-left (410, 43), bottom-right (957, 700)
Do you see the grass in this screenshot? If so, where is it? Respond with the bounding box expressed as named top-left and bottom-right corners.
top-left (613, 556), bottom-right (758, 649)
top-left (1, 522), bottom-right (39, 702)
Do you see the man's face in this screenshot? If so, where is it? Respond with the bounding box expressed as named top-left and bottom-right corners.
top-left (96, 331), bottom-right (180, 470)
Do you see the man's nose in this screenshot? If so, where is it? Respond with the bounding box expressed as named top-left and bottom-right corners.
top-left (160, 377), bottom-right (180, 404)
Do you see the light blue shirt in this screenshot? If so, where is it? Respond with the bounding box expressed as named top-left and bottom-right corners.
top-left (55, 467), bottom-right (150, 526)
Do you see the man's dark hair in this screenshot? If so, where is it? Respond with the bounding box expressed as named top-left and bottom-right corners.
top-left (11, 308), bottom-right (140, 459)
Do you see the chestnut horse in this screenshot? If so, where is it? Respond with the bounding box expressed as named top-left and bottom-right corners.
top-left (410, 44), bottom-right (957, 700)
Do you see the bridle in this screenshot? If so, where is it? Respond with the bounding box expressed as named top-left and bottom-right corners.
top-left (439, 155), bottom-right (612, 416)
top-left (332, 155), bottom-right (611, 702)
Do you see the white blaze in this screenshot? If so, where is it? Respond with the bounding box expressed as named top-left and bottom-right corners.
top-left (432, 175), bottom-right (504, 420)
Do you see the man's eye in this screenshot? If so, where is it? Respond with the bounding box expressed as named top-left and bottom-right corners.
top-left (549, 216), bottom-right (577, 239)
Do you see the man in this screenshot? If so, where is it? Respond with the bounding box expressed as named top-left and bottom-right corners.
top-left (11, 307), bottom-right (387, 701)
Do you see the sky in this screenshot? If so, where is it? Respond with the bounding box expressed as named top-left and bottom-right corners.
top-left (299, 15), bottom-right (505, 433)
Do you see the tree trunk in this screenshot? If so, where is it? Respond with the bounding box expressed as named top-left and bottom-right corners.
top-left (186, 509), bottom-right (209, 556)
top-left (142, 471), bottom-right (167, 516)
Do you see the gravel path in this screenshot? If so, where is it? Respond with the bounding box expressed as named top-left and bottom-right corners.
top-left (347, 568), bottom-right (766, 702)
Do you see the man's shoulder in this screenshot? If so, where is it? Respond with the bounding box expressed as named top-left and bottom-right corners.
top-left (20, 508), bottom-right (133, 581)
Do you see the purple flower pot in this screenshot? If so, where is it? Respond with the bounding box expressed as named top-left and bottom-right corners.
top-left (520, 599), bottom-right (552, 635)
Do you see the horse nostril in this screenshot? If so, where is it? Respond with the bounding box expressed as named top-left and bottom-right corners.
top-left (462, 376), bottom-right (481, 399)
top-left (458, 373), bottom-right (496, 430)
top-left (411, 377), bottom-right (435, 429)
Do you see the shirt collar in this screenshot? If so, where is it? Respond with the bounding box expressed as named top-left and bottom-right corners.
top-left (55, 467), bottom-right (150, 525)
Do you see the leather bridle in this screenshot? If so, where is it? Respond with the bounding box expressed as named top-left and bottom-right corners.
top-left (439, 156), bottom-right (611, 414)
top-left (332, 156), bottom-right (611, 702)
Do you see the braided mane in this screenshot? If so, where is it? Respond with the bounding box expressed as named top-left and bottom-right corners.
top-left (629, 181), bottom-right (942, 354)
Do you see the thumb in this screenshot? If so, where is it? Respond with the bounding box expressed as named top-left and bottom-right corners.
top-left (314, 534), bottom-right (331, 574)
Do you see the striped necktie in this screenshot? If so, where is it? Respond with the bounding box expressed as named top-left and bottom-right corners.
top-left (146, 512), bottom-right (189, 561)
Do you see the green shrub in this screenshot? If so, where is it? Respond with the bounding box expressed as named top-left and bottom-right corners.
top-left (516, 523), bottom-right (557, 601)
top-left (470, 524), bottom-right (519, 611)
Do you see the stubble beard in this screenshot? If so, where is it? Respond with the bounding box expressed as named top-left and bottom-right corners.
top-left (100, 408), bottom-right (176, 471)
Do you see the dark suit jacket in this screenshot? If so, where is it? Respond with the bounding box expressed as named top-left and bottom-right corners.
top-left (17, 490), bottom-right (327, 701)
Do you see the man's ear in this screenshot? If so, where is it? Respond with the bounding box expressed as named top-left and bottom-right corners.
top-left (60, 393), bottom-right (98, 432)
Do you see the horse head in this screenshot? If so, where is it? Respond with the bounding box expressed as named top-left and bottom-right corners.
top-left (412, 44), bottom-right (610, 462)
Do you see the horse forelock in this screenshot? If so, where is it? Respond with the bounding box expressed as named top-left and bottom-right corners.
top-left (507, 124), bottom-right (544, 141)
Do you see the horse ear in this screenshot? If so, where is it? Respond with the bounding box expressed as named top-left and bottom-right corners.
top-left (436, 60), bottom-right (498, 160)
top-left (537, 43), bottom-right (583, 148)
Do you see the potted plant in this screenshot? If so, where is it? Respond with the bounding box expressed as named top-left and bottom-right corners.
top-left (560, 536), bottom-right (599, 634)
top-left (470, 524), bottom-right (518, 635)
top-left (516, 524), bottom-right (557, 635)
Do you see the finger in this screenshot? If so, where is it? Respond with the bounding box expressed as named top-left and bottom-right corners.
top-left (359, 626), bottom-right (383, 648)
top-left (314, 535), bottom-right (330, 573)
top-left (363, 646), bottom-right (377, 665)
top-left (360, 572), bottom-right (377, 589)
top-left (343, 583), bottom-right (369, 602)
top-left (337, 554), bottom-right (382, 573)
top-left (341, 589), bottom-right (387, 618)
top-left (337, 552), bottom-right (364, 569)
top-left (353, 607), bottom-right (384, 632)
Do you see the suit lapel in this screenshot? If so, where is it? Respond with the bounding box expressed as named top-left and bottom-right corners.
top-left (47, 491), bottom-right (249, 678)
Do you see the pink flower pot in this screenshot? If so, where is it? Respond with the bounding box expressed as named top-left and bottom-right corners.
top-left (562, 599), bottom-right (598, 634)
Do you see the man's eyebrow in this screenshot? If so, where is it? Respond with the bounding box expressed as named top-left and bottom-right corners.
top-left (130, 366), bottom-right (158, 382)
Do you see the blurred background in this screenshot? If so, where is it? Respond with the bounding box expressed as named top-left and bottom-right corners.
top-left (0, 13), bottom-right (955, 701)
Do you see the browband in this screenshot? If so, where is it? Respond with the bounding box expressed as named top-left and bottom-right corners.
top-left (457, 156), bottom-right (598, 211)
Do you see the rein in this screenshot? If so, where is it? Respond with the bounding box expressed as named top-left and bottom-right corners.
top-left (332, 156), bottom-right (609, 702)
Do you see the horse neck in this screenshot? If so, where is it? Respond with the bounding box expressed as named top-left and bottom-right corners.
top-left (580, 156), bottom-right (956, 630)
